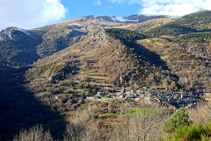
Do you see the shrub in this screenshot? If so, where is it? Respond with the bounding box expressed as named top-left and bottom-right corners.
top-left (164, 123), bottom-right (211, 141)
top-left (77, 85), bottom-right (83, 89)
top-left (171, 124), bottom-right (204, 141)
top-left (162, 108), bottom-right (190, 133)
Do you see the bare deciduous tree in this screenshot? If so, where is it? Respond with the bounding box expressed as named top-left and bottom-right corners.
top-left (110, 107), bottom-right (173, 141)
top-left (188, 101), bottom-right (211, 125)
top-left (13, 124), bottom-right (53, 141)
top-left (63, 123), bottom-right (89, 141)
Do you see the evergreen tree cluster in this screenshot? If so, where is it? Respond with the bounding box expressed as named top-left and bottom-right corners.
top-left (175, 32), bottom-right (211, 43)
top-left (105, 28), bottom-right (147, 43)
top-left (144, 11), bottom-right (211, 37)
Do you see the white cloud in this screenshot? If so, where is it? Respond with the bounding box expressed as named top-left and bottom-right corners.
top-left (136, 0), bottom-right (211, 16)
top-left (94, 0), bottom-right (102, 6)
top-left (0, 0), bottom-right (67, 30)
top-left (107, 0), bottom-right (211, 16)
top-left (107, 0), bottom-right (126, 4)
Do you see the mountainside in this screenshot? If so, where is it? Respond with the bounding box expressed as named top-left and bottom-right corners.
top-left (136, 38), bottom-right (211, 90)
top-left (0, 14), bottom-right (166, 66)
top-left (1, 10), bottom-right (211, 89)
top-left (128, 17), bottom-right (175, 32)
top-left (24, 28), bottom-right (171, 95)
top-left (143, 10), bottom-right (211, 37)
top-left (0, 27), bottom-right (42, 65)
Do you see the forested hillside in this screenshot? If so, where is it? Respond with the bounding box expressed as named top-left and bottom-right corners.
top-left (174, 32), bottom-right (211, 43)
top-left (143, 10), bottom-right (211, 37)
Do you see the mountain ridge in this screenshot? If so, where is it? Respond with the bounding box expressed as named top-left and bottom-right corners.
top-left (85, 14), bottom-right (167, 23)
top-left (1, 10), bottom-right (211, 69)
top-left (0, 14), bottom-right (168, 66)
top-left (143, 10), bottom-right (211, 37)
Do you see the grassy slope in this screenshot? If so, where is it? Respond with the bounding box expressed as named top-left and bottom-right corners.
top-left (128, 17), bottom-right (175, 33)
top-left (102, 108), bottom-right (153, 116)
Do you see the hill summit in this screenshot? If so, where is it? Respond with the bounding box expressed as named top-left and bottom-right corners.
top-left (0, 14), bottom-right (168, 66)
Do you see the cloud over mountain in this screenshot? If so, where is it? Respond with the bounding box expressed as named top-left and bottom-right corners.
top-left (109, 0), bottom-right (211, 16)
top-left (0, 0), bottom-right (67, 30)
top-left (136, 0), bottom-right (211, 16)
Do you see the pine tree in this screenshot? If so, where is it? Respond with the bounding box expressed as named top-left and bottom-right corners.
top-left (162, 108), bottom-right (190, 133)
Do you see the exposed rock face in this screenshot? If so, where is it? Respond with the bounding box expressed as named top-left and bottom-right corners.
top-left (85, 15), bottom-right (167, 23)
top-left (0, 27), bottom-right (18, 41)
top-left (91, 28), bottom-right (109, 44)
top-left (0, 34), bottom-right (10, 41)
top-left (0, 27), bottom-right (33, 41)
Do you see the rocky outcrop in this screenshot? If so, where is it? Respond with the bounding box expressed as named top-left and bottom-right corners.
top-left (85, 14), bottom-right (167, 23)
top-left (0, 27), bottom-right (31, 41)
top-left (50, 73), bottom-right (61, 82)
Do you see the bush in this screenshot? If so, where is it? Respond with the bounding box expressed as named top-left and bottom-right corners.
top-left (162, 108), bottom-right (190, 133)
top-left (164, 123), bottom-right (211, 141)
top-left (77, 85), bottom-right (83, 89)
top-left (172, 124), bottom-right (204, 140)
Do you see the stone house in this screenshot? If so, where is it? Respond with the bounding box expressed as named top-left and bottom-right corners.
top-left (181, 94), bottom-right (194, 99)
top-left (168, 98), bottom-right (180, 105)
top-left (55, 94), bottom-right (67, 100)
top-left (119, 94), bottom-right (126, 98)
top-left (86, 97), bottom-right (94, 100)
top-left (94, 95), bottom-right (101, 101)
top-left (137, 89), bottom-right (145, 93)
top-left (143, 86), bottom-right (150, 89)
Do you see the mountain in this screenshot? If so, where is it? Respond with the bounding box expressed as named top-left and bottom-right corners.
top-left (2, 10), bottom-right (211, 141)
top-left (0, 27), bottom-right (42, 66)
top-left (0, 14), bottom-right (166, 67)
top-left (23, 28), bottom-right (176, 99)
top-left (1, 10), bottom-right (211, 90)
top-left (1, 10), bottom-right (211, 89)
top-left (143, 10), bottom-right (211, 37)
top-left (85, 14), bottom-right (166, 23)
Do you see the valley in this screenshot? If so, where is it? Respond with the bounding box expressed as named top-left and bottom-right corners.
top-left (1, 10), bottom-right (211, 141)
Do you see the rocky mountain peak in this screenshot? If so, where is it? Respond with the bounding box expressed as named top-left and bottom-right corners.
top-left (85, 14), bottom-right (167, 23)
top-left (0, 26), bottom-right (33, 41)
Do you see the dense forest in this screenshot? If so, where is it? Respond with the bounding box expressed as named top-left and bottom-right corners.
top-left (174, 32), bottom-right (211, 43)
top-left (105, 28), bottom-right (147, 42)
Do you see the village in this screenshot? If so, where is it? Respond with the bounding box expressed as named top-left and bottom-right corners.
top-left (85, 86), bottom-right (211, 109)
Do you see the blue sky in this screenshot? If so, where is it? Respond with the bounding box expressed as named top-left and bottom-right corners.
top-left (0, 0), bottom-right (211, 30)
top-left (61, 0), bottom-right (142, 21)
